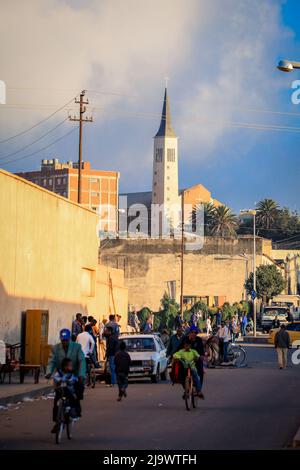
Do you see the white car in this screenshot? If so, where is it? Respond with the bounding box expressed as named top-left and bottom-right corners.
top-left (119, 333), bottom-right (168, 383)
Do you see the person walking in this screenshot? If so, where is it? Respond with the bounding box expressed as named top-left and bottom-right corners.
top-left (206, 316), bottom-right (212, 337)
top-left (76, 325), bottom-right (95, 361)
top-left (114, 341), bottom-right (131, 401)
top-left (174, 312), bottom-right (183, 330)
top-left (106, 314), bottom-right (120, 338)
top-left (241, 314), bottom-right (248, 336)
top-left (274, 324), bottom-right (290, 369)
top-left (217, 320), bottom-right (231, 363)
top-left (72, 313), bottom-right (83, 341)
top-left (129, 309), bottom-right (140, 332)
top-left (104, 326), bottom-right (119, 386)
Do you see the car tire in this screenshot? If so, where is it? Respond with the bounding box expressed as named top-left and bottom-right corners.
top-left (151, 366), bottom-right (160, 383)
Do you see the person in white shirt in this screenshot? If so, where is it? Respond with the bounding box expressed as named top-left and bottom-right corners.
top-left (206, 316), bottom-right (212, 337)
top-left (76, 325), bottom-right (95, 358)
top-left (217, 321), bottom-right (231, 362)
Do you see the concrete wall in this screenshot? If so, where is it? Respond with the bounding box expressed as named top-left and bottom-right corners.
top-left (0, 170), bottom-right (127, 345)
top-left (100, 237), bottom-right (273, 311)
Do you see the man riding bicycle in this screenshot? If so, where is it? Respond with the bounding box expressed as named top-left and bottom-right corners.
top-left (45, 328), bottom-right (86, 433)
top-left (173, 340), bottom-right (203, 398)
top-left (176, 325), bottom-right (205, 388)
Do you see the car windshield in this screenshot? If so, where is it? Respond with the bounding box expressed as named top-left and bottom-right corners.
top-left (263, 308), bottom-right (287, 316)
top-left (122, 337), bottom-right (155, 352)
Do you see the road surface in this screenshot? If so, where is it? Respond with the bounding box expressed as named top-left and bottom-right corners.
top-left (0, 345), bottom-right (299, 450)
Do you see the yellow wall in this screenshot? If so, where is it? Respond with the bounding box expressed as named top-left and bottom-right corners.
top-left (0, 170), bottom-right (127, 344)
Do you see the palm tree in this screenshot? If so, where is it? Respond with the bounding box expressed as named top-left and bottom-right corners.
top-left (190, 202), bottom-right (215, 235)
top-left (256, 199), bottom-right (279, 229)
top-left (209, 205), bottom-right (239, 237)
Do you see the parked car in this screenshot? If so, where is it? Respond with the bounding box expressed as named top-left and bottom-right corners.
top-left (260, 306), bottom-right (289, 333)
top-left (268, 321), bottom-right (300, 345)
top-left (119, 333), bottom-right (168, 383)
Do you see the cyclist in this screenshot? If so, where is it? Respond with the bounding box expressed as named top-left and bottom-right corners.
top-left (45, 329), bottom-right (86, 433)
top-left (52, 357), bottom-right (80, 425)
top-left (173, 340), bottom-right (203, 398)
top-left (176, 325), bottom-right (205, 387)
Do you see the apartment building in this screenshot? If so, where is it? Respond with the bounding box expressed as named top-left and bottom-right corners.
top-left (17, 159), bottom-right (119, 233)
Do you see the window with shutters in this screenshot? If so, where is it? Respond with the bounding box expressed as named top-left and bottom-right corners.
top-left (167, 148), bottom-right (175, 162)
top-left (155, 148), bottom-right (163, 162)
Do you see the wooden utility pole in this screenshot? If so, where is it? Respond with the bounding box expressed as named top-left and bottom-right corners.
top-left (69, 90), bottom-right (93, 204)
top-left (180, 193), bottom-right (184, 319)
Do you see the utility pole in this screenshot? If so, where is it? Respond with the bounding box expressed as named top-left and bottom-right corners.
top-left (253, 210), bottom-right (257, 336)
top-left (69, 90), bottom-right (93, 204)
top-left (180, 193), bottom-right (184, 319)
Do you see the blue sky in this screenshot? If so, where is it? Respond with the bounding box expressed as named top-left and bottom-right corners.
top-left (0, 0), bottom-right (300, 213)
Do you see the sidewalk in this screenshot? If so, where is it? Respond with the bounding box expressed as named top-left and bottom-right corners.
top-left (0, 374), bottom-right (53, 406)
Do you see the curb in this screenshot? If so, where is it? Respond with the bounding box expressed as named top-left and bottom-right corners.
top-left (0, 385), bottom-right (53, 407)
top-left (293, 426), bottom-right (300, 448)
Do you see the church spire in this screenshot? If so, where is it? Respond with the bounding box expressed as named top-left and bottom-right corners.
top-left (155, 88), bottom-right (176, 138)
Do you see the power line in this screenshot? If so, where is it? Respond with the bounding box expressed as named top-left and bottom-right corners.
top-left (0, 118), bottom-right (68, 162)
top-left (1, 126), bottom-right (77, 166)
top-left (0, 96), bottom-right (78, 145)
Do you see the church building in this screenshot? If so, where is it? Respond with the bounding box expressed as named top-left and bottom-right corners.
top-left (120, 88), bottom-right (223, 236)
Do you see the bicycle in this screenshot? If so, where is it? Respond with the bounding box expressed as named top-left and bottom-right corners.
top-left (227, 341), bottom-right (246, 367)
top-left (183, 364), bottom-right (199, 411)
top-left (86, 355), bottom-right (96, 388)
top-left (55, 383), bottom-right (76, 444)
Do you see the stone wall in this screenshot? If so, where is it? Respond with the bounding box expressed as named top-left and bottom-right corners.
top-left (100, 237), bottom-right (272, 311)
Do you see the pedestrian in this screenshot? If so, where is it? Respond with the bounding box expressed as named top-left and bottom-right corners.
top-left (114, 341), bottom-right (131, 401)
top-left (167, 327), bottom-right (184, 358)
top-left (206, 316), bottom-right (212, 337)
top-left (76, 325), bottom-right (95, 368)
top-left (241, 313), bottom-right (248, 336)
top-left (160, 329), bottom-right (170, 348)
top-left (104, 326), bottom-right (119, 386)
top-left (274, 324), bottom-right (290, 369)
top-left (106, 314), bottom-right (120, 338)
top-left (72, 313), bottom-right (83, 341)
top-left (99, 318), bottom-right (108, 361)
top-left (81, 316), bottom-right (88, 328)
top-left (174, 312), bottom-right (183, 330)
top-left (143, 316), bottom-right (153, 333)
top-left (217, 320), bottom-right (231, 362)
top-left (129, 308), bottom-right (140, 332)
top-left (216, 308), bottom-right (222, 327)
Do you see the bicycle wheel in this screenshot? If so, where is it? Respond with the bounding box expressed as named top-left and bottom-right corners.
top-left (231, 345), bottom-right (246, 367)
top-left (55, 402), bottom-right (65, 445)
top-left (192, 387), bottom-right (199, 409)
top-left (66, 415), bottom-right (73, 440)
top-left (184, 376), bottom-right (192, 411)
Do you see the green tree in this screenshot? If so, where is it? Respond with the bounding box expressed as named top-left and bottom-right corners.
top-left (256, 199), bottom-right (279, 230)
top-left (245, 265), bottom-right (285, 302)
top-left (209, 205), bottom-right (239, 237)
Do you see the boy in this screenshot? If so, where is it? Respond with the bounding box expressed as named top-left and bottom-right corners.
top-left (52, 357), bottom-right (80, 432)
top-left (173, 340), bottom-right (204, 398)
top-left (114, 341), bottom-right (131, 401)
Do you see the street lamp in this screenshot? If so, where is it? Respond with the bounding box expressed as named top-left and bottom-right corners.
top-left (240, 209), bottom-right (257, 336)
top-left (277, 59), bottom-right (300, 73)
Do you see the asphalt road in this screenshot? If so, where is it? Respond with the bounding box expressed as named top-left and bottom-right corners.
top-left (0, 345), bottom-right (300, 450)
